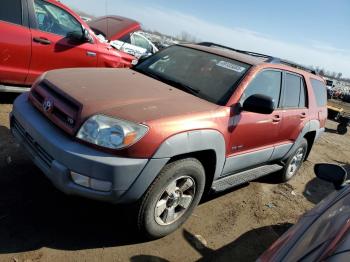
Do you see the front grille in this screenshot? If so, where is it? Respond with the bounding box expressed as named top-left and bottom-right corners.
top-left (29, 80), bottom-right (81, 134)
top-left (12, 117), bottom-right (54, 168)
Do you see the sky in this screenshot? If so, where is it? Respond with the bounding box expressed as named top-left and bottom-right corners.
top-left (61, 0), bottom-right (350, 77)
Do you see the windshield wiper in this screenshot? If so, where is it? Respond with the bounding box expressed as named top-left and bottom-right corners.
top-left (161, 77), bottom-right (200, 96)
top-left (132, 68), bottom-right (200, 96)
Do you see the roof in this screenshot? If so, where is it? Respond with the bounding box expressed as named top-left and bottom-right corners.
top-left (87, 15), bottom-right (141, 40)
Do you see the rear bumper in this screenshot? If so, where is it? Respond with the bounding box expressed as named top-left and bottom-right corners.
top-left (11, 93), bottom-right (169, 204)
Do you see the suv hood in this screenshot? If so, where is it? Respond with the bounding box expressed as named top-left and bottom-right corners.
top-left (41, 68), bottom-right (219, 124)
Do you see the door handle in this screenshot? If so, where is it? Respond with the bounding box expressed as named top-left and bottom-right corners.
top-left (33, 37), bottom-right (51, 45)
top-left (300, 112), bottom-right (307, 119)
top-left (86, 51), bottom-right (96, 57)
top-left (272, 115), bottom-right (281, 123)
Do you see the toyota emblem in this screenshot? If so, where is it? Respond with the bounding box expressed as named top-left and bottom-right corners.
top-left (43, 99), bottom-right (53, 113)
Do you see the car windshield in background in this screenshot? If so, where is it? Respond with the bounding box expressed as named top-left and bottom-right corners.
top-left (134, 45), bottom-right (251, 105)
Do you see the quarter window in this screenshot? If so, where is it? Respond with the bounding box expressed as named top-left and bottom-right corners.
top-left (311, 79), bottom-right (327, 107)
top-left (241, 70), bottom-right (282, 108)
top-left (34, 0), bottom-right (82, 37)
top-left (0, 0), bottom-right (22, 25)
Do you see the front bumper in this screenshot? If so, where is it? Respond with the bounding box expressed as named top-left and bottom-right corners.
top-left (11, 93), bottom-right (169, 204)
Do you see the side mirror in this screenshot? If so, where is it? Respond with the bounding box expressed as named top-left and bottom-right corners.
top-left (242, 94), bottom-right (275, 114)
top-left (67, 28), bottom-right (92, 43)
top-left (134, 53), bottom-right (151, 65)
top-left (314, 164), bottom-right (347, 190)
top-left (82, 28), bottom-right (93, 42)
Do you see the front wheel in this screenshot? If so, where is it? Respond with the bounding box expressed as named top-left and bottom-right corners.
top-left (279, 138), bottom-right (308, 182)
top-left (137, 158), bottom-right (205, 239)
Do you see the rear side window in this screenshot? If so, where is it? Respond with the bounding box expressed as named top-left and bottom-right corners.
top-left (311, 79), bottom-right (327, 107)
top-left (299, 80), bottom-right (307, 108)
top-left (0, 0), bottom-right (22, 25)
top-left (283, 73), bottom-right (307, 108)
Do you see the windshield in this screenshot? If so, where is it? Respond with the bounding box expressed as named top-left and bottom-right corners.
top-left (134, 45), bottom-right (251, 105)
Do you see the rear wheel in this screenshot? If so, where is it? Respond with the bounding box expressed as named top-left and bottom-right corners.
top-left (279, 138), bottom-right (308, 182)
top-left (137, 158), bottom-right (205, 239)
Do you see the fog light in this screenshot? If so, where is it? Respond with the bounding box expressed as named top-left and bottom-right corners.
top-left (71, 172), bottom-right (89, 188)
top-left (70, 172), bottom-right (112, 192)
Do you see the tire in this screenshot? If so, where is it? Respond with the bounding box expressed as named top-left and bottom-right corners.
top-left (279, 138), bottom-right (308, 182)
top-left (337, 124), bottom-right (348, 135)
top-left (137, 158), bottom-right (206, 239)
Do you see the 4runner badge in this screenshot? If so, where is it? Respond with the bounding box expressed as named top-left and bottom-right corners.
top-left (43, 99), bottom-right (53, 113)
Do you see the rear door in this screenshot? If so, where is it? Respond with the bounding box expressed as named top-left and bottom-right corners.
top-left (0, 0), bottom-right (31, 85)
top-left (279, 72), bottom-right (309, 145)
top-left (26, 0), bottom-right (98, 85)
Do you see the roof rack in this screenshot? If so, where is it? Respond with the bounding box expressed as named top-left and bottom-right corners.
top-left (198, 42), bottom-right (272, 59)
top-left (268, 58), bottom-right (317, 75)
top-left (197, 42), bottom-right (317, 75)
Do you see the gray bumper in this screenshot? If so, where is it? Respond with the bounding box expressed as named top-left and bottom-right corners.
top-left (11, 93), bottom-right (169, 204)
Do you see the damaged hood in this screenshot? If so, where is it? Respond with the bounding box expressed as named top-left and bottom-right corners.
top-left (42, 68), bottom-right (219, 124)
top-left (88, 16), bottom-right (141, 41)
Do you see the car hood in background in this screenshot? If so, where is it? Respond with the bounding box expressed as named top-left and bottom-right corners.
top-left (88, 15), bottom-right (141, 41)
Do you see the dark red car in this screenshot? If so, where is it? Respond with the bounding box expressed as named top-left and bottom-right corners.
top-left (11, 42), bottom-right (327, 238)
top-left (259, 164), bottom-right (350, 261)
top-left (0, 0), bottom-right (137, 92)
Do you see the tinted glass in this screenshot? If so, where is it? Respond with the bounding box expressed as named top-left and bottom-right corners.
top-left (34, 0), bottom-right (82, 37)
top-left (284, 73), bottom-right (301, 108)
top-left (119, 33), bottom-right (131, 44)
top-left (299, 79), bottom-right (307, 107)
top-left (135, 45), bottom-right (251, 105)
top-left (311, 79), bottom-right (327, 107)
top-left (241, 70), bottom-right (282, 108)
top-left (0, 0), bottom-right (22, 25)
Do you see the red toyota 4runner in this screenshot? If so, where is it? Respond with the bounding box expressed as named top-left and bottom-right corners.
top-left (10, 43), bottom-right (327, 239)
top-left (0, 0), bottom-right (137, 92)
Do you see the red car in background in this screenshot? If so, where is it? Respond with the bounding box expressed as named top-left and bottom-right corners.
top-left (0, 0), bottom-right (139, 92)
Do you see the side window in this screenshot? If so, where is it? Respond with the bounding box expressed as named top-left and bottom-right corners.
top-left (299, 79), bottom-right (307, 108)
top-left (33, 0), bottom-right (82, 37)
top-left (132, 34), bottom-right (152, 52)
top-left (283, 73), bottom-right (302, 108)
top-left (311, 79), bottom-right (327, 107)
top-left (0, 0), bottom-right (22, 25)
top-left (241, 70), bottom-right (282, 108)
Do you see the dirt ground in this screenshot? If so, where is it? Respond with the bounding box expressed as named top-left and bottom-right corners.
top-left (1, 94), bottom-right (350, 262)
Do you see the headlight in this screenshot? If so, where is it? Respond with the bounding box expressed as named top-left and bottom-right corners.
top-left (76, 115), bottom-right (148, 150)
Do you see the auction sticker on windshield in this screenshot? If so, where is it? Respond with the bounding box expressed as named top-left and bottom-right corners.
top-left (216, 61), bottom-right (246, 73)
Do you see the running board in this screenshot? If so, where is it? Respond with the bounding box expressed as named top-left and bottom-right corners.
top-left (211, 164), bottom-right (283, 192)
top-left (0, 85), bottom-right (30, 93)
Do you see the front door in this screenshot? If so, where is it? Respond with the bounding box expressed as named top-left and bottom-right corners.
top-left (223, 69), bottom-right (284, 175)
top-left (26, 0), bottom-right (97, 84)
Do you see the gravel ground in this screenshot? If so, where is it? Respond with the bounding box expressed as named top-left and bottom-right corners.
top-left (0, 94), bottom-right (349, 262)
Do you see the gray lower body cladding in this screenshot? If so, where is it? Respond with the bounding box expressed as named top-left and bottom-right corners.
top-left (10, 93), bottom-right (169, 204)
top-left (212, 164), bottom-right (283, 192)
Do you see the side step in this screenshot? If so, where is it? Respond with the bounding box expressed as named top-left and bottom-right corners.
top-left (0, 85), bottom-right (30, 93)
top-left (211, 164), bottom-right (283, 193)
